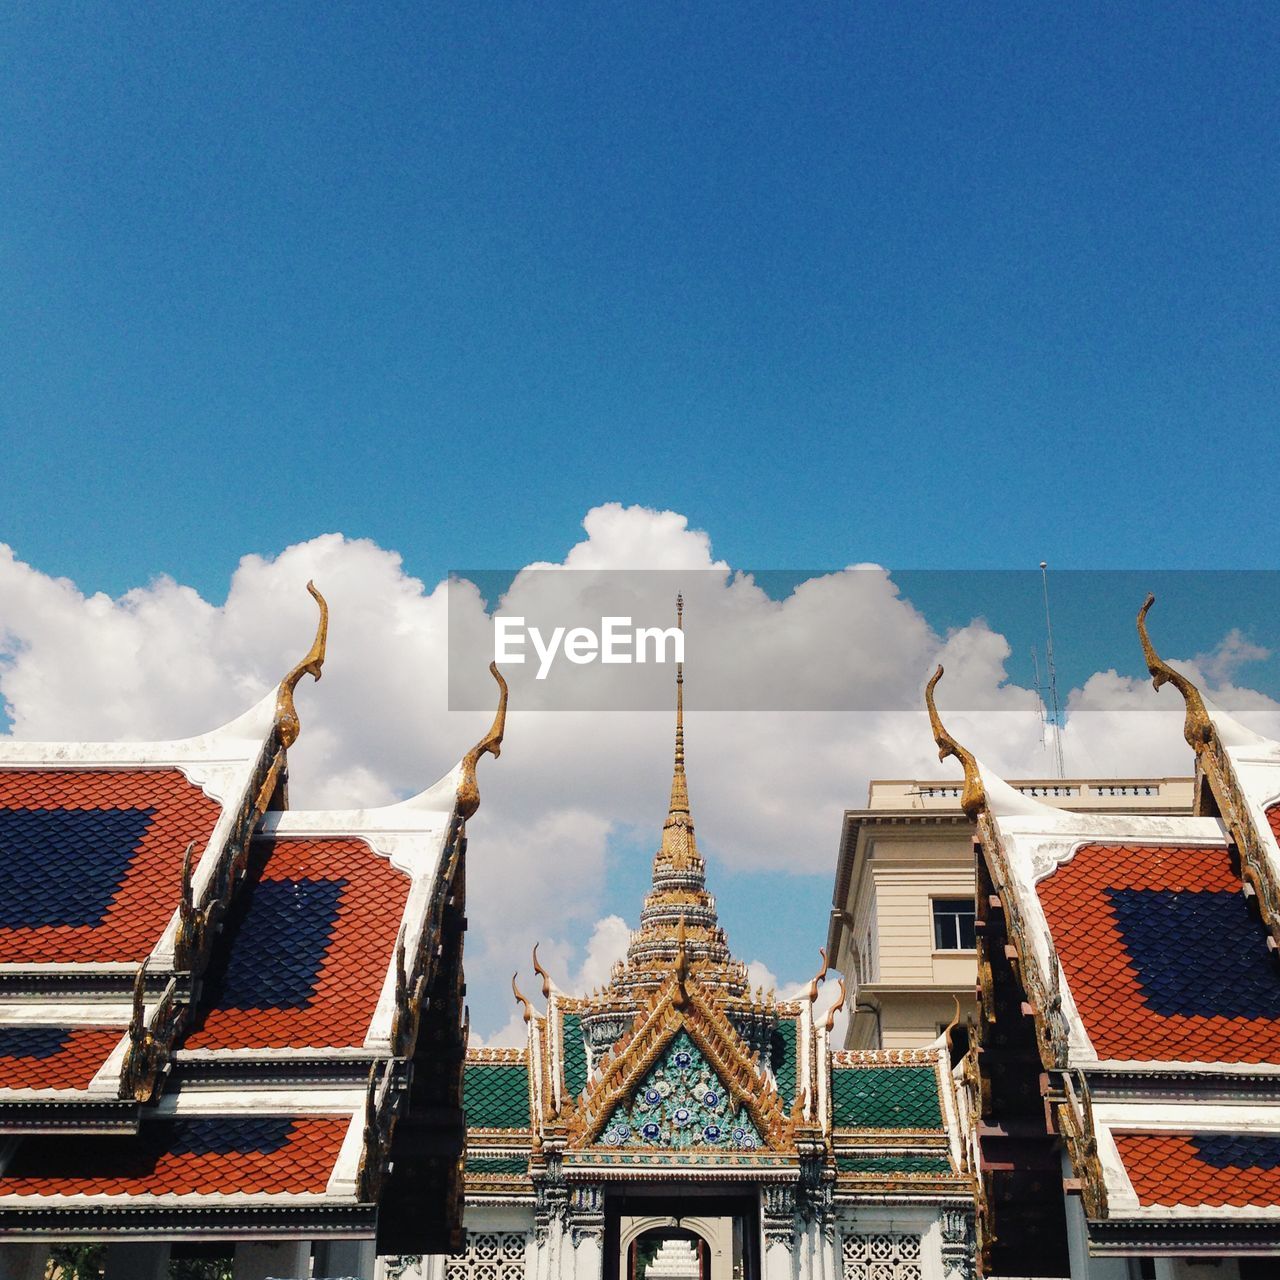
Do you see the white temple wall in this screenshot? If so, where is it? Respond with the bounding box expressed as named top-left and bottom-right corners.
top-left (833, 1205), bottom-right (946, 1280)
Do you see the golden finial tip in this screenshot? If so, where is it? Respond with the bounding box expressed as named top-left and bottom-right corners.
top-left (924, 664), bottom-right (985, 819)
top-left (1135, 592), bottom-right (1212, 752)
top-left (275, 581), bottom-right (329, 749)
top-left (512, 972), bottom-right (533, 1023)
top-left (457, 662), bottom-right (509, 819)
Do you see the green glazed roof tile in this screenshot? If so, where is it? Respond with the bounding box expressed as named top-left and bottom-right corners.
top-left (830, 1065), bottom-right (943, 1129)
top-left (836, 1153), bottom-right (952, 1174)
top-left (771, 1016), bottom-right (797, 1102)
top-left (464, 1062), bottom-right (531, 1130)
top-left (466, 1154), bottom-right (530, 1175)
top-left (561, 1011), bottom-right (589, 1100)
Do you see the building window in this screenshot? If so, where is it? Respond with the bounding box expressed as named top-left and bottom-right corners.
top-left (932, 899), bottom-right (975, 950)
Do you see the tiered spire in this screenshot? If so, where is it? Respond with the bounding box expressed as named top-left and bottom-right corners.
top-left (607, 596), bottom-right (748, 1003)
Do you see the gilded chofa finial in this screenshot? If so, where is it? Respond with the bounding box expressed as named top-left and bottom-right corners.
top-left (532, 943), bottom-right (553, 1001)
top-left (941, 995), bottom-right (963, 1059)
top-left (806, 948), bottom-right (829, 1005)
top-left (925, 665), bottom-right (986, 819)
top-left (457, 663), bottom-right (508, 819)
top-left (1137, 594), bottom-right (1213, 753)
top-left (275, 582), bottom-right (328, 748)
top-left (512, 972), bottom-right (534, 1024)
top-left (823, 977), bottom-right (848, 1033)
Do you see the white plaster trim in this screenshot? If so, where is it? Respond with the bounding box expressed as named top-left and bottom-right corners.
top-left (977, 756), bottom-right (1228, 1068)
top-left (152, 1088), bottom-right (365, 1115)
top-left (325, 1109), bottom-right (367, 1198)
top-left (0, 1004), bottom-right (133, 1025)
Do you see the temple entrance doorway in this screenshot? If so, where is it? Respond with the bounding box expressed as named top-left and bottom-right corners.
top-left (607, 1193), bottom-right (757, 1280)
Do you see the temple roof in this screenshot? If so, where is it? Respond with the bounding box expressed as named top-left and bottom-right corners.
top-left (0, 589), bottom-right (505, 1250)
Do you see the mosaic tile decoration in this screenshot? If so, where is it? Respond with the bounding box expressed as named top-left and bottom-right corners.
top-left (0, 769), bottom-right (221, 964)
top-left (0, 1115), bottom-right (350, 1196)
top-left (184, 837), bottom-right (410, 1051)
top-left (464, 1062), bottom-right (531, 1130)
top-left (560, 1011), bottom-right (589, 1100)
top-left (1036, 843), bottom-right (1280, 1062)
top-left (1115, 1131), bottom-right (1280, 1208)
top-left (0, 1026), bottom-right (125, 1091)
top-left (830, 1065), bottom-right (943, 1130)
top-left (596, 1030), bottom-right (763, 1150)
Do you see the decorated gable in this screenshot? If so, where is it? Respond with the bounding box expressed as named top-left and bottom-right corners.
top-left (597, 1030), bottom-right (762, 1151)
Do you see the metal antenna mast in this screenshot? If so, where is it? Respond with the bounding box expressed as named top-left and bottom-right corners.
top-left (1040, 561), bottom-right (1066, 778)
top-left (1031, 645), bottom-right (1047, 750)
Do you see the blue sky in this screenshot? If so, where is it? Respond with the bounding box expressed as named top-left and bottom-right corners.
top-left (3, 3), bottom-right (1278, 601)
top-left (3, 5), bottom-right (1279, 1034)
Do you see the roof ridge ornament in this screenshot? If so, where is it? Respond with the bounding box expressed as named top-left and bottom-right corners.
top-left (823, 977), bottom-right (847, 1033)
top-left (806, 948), bottom-right (829, 1005)
top-left (1137, 593), bottom-right (1213, 753)
top-left (275, 581), bottom-right (329, 749)
top-left (512, 972), bottom-right (534, 1024)
top-left (457, 662), bottom-right (509, 819)
top-left (925, 665), bottom-right (986, 818)
top-left (532, 943), bottom-right (554, 1001)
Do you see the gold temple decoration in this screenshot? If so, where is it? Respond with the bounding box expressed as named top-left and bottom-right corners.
top-left (1137, 594), bottom-right (1213, 753)
top-left (823, 977), bottom-right (847, 1033)
top-left (457, 662), bottom-right (508, 820)
top-left (664, 594), bottom-right (693, 869)
top-left (275, 581), bottom-right (329, 749)
top-left (806, 948), bottom-right (829, 1005)
top-left (532, 943), bottom-right (553, 1001)
top-left (925, 665), bottom-right (986, 818)
top-left (512, 972), bottom-right (534, 1024)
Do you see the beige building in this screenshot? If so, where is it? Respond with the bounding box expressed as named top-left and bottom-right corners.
top-left (825, 776), bottom-right (1195, 1050)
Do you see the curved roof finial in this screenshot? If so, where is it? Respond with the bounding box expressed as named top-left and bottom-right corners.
top-left (925, 665), bottom-right (986, 818)
top-left (275, 581), bottom-right (329, 749)
top-left (457, 662), bottom-right (509, 819)
top-left (512, 972), bottom-right (534, 1024)
top-left (1137, 594), bottom-right (1212, 753)
top-left (823, 977), bottom-right (848, 1033)
top-left (532, 943), bottom-right (553, 1001)
top-left (806, 948), bottom-right (829, 1005)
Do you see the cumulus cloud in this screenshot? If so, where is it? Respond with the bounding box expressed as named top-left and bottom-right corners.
top-left (3, 505), bottom-right (1278, 1039)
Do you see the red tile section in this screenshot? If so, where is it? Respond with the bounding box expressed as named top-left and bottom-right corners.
top-left (0, 1029), bottom-right (125, 1091)
top-left (1267, 803), bottom-right (1280, 846)
top-left (0, 769), bottom-right (222, 964)
top-left (1115, 1133), bottom-right (1280, 1208)
top-left (184, 838), bottom-right (411, 1050)
top-left (1036, 843), bottom-right (1280, 1062)
top-left (0, 1117), bottom-right (350, 1197)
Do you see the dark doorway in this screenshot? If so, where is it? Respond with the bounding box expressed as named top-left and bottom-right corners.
top-left (604, 1190), bottom-right (759, 1280)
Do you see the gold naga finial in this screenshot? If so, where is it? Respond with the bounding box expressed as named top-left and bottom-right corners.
top-left (457, 662), bottom-right (509, 819)
top-left (941, 995), bottom-right (963, 1058)
top-left (275, 581), bottom-right (329, 749)
top-left (925, 665), bottom-right (986, 819)
top-left (673, 916), bottom-right (689, 1007)
top-left (512, 972), bottom-right (534, 1024)
top-left (823, 977), bottom-right (848, 1033)
top-left (806, 948), bottom-right (829, 1005)
top-left (1137, 594), bottom-right (1213, 753)
top-left (532, 943), bottom-right (553, 1001)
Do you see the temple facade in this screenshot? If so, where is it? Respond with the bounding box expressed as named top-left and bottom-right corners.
top-left (0, 585), bottom-right (506, 1280)
top-left (923, 596), bottom-right (1280, 1279)
top-left (391, 606), bottom-right (976, 1280)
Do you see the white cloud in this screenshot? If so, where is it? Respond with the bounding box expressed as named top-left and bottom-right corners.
top-left (4, 506), bottom-right (1279, 1038)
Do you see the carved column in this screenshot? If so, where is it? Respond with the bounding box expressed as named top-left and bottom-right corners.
top-left (568, 1183), bottom-right (605, 1280)
top-left (938, 1208), bottom-right (975, 1280)
top-left (761, 1184), bottom-right (796, 1280)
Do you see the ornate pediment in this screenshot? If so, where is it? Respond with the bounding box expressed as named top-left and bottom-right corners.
top-left (564, 965), bottom-right (791, 1153)
top-left (595, 1029), bottom-right (764, 1151)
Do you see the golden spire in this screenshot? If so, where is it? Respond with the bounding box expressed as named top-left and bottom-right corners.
top-left (1137, 594), bottom-right (1213, 753)
top-left (457, 662), bottom-right (509, 819)
top-left (661, 594), bottom-right (697, 869)
top-left (925, 665), bottom-right (986, 819)
top-left (532, 943), bottom-right (553, 1001)
top-left (823, 977), bottom-right (848, 1033)
top-left (275, 581), bottom-right (328, 749)
top-left (805, 948), bottom-right (830, 1005)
